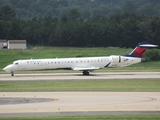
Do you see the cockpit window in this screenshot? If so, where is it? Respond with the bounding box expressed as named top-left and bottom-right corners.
top-left (15, 63), bottom-right (18, 65)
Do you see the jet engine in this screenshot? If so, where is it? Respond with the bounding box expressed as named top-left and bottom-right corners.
top-left (111, 55), bottom-right (128, 63)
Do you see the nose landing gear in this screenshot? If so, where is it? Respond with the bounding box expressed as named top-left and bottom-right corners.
top-left (11, 72), bottom-right (14, 76)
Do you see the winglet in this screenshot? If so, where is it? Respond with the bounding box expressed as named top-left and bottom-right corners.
top-left (125, 42), bottom-right (158, 58)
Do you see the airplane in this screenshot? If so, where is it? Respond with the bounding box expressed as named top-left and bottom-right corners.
top-left (3, 42), bottom-right (158, 76)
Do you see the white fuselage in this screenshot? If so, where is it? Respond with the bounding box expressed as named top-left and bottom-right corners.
top-left (3, 55), bottom-right (142, 73)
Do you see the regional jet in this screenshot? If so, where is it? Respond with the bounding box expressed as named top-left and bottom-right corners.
top-left (3, 42), bottom-right (158, 76)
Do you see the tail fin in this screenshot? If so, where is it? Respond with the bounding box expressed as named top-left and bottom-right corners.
top-left (125, 42), bottom-right (158, 57)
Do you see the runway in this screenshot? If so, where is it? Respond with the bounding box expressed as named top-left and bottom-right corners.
top-left (0, 72), bottom-right (160, 81)
top-left (0, 72), bottom-right (160, 117)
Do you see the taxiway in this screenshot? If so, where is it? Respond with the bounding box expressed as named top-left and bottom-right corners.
top-left (0, 72), bottom-right (159, 117)
top-left (0, 92), bottom-right (160, 114)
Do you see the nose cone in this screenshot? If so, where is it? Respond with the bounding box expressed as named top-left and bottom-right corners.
top-left (3, 67), bottom-right (6, 71)
top-left (3, 65), bottom-right (12, 73)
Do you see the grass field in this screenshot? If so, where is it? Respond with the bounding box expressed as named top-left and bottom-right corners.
top-left (0, 47), bottom-right (160, 72)
top-left (0, 79), bottom-right (159, 92)
top-left (1, 114), bottom-right (160, 120)
top-left (0, 47), bottom-right (131, 68)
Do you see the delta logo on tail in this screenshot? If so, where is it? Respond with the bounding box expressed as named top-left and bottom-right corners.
top-left (125, 42), bottom-right (158, 57)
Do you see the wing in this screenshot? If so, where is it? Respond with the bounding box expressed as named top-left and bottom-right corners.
top-left (72, 66), bottom-right (100, 71)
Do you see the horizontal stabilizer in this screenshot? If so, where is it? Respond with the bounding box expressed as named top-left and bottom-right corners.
top-left (72, 67), bottom-right (100, 71)
top-left (139, 44), bottom-right (158, 48)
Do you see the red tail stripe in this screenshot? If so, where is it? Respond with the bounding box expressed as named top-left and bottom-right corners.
top-left (133, 47), bottom-right (146, 57)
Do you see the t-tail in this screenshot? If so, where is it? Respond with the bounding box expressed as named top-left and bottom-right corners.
top-left (125, 42), bottom-right (158, 58)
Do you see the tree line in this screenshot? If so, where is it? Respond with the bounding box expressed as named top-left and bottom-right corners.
top-left (0, 6), bottom-right (160, 48)
top-left (0, 0), bottom-right (160, 19)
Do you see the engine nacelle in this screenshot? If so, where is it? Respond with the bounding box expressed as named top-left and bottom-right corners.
top-left (111, 55), bottom-right (128, 63)
top-left (111, 55), bottom-right (120, 63)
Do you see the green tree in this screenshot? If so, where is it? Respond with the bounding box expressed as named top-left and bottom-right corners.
top-left (0, 5), bottom-right (16, 21)
top-left (123, 1), bottom-right (136, 13)
top-left (145, 49), bottom-right (160, 61)
top-left (67, 8), bottom-right (82, 21)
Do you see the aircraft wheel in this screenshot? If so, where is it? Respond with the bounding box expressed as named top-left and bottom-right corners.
top-left (83, 70), bottom-right (89, 75)
top-left (11, 72), bottom-right (14, 76)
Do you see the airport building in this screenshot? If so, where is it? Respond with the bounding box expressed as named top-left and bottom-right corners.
top-left (0, 40), bottom-right (7, 49)
top-left (8, 40), bottom-right (27, 49)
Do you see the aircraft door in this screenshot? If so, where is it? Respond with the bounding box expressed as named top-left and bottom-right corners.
top-left (19, 61), bottom-right (26, 70)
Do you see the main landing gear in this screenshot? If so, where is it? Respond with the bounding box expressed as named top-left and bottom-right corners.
top-left (83, 70), bottom-right (89, 75)
top-left (11, 72), bottom-right (14, 76)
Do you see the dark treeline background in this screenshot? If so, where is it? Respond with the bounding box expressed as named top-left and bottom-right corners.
top-left (1, 0), bottom-right (160, 19)
top-left (0, 0), bottom-right (160, 48)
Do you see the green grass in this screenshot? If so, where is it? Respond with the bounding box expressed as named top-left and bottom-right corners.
top-left (0, 114), bottom-right (160, 120)
top-left (0, 79), bottom-right (159, 92)
top-left (0, 47), bottom-right (160, 73)
top-left (0, 47), bottom-right (130, 68)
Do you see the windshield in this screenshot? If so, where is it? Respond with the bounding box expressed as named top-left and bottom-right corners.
top-left (15, 63), bottom-right (18, 65)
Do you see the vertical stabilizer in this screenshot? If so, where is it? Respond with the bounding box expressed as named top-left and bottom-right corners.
top-left (125, 42), bottom-right (158, 57)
